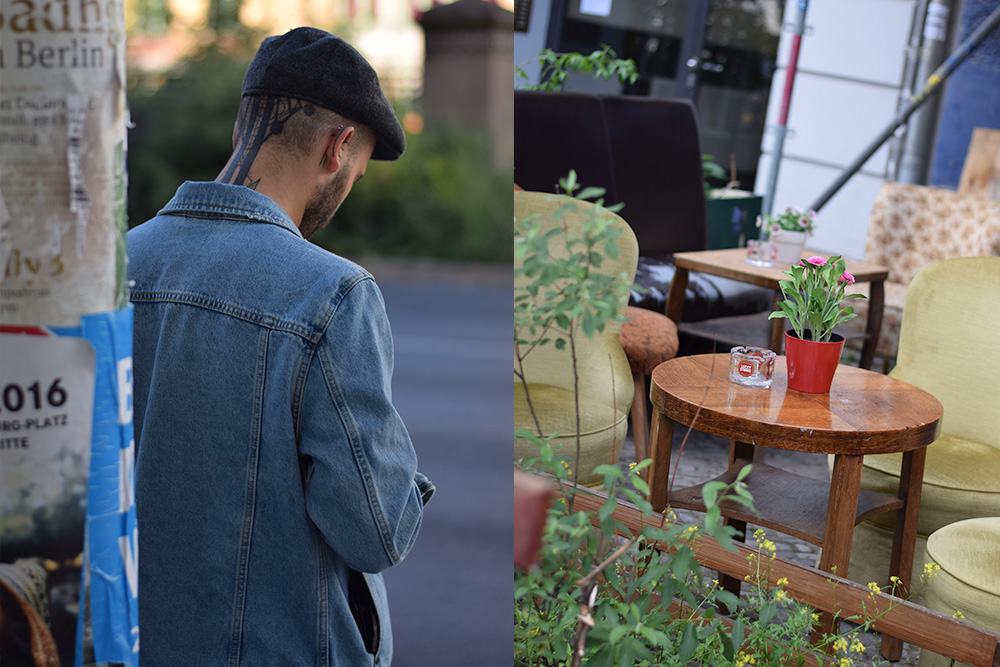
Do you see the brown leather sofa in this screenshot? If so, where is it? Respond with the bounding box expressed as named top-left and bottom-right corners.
top-left (514, 90), bottom-right (771, 322)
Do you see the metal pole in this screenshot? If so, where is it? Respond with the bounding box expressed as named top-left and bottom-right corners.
top-left (762, 0), bottom-right (810, 216)
top-left (809, 1), bottom-right (1000, 213)
top-left (889, 0), bottom-right (931, 181)
top-left (898, 0), bottom-right (953, 183)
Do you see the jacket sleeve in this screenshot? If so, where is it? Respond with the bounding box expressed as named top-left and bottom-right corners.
top-left (298, 275), bottom-right (430, 573)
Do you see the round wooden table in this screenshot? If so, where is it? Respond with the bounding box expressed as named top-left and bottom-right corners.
top-left (647, 354), bottom-right (943, 658)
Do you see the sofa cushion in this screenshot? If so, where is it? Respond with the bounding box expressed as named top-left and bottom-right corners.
top-left (630, 255), bottom-right (775, 322)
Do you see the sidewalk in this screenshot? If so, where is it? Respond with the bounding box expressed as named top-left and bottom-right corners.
top-left (618, 428), bottom-right (921, 666)
top-left (354, 256), bottom-right (512, 288)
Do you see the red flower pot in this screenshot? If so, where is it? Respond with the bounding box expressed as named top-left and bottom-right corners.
top-left (784, 330), bottom-right (845, 393)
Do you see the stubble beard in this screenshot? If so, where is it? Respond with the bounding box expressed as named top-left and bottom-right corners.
top-left (299, 169), bottom-right (350, 240)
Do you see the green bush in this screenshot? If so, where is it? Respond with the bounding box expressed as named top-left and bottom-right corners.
top-left (127, 48), bottom-right (250, 226)
top-left (126, 49), bottom-right (512, 263)
top-left (313, 126), bottom-right (512, 263)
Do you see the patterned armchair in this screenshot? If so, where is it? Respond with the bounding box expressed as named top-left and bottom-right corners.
top-left (848, 183), bottom-right (1000, 362)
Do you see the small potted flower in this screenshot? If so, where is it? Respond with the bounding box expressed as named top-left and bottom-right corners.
top-left (756, 207), bottom-right (817, 264)
top-left (768, 255), bottom-right (866, 392)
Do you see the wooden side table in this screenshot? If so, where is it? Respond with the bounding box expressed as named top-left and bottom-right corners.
top-left (648, 354), bottom-right (942, 658)
top-left (665, 249), bottom-right (889, 369)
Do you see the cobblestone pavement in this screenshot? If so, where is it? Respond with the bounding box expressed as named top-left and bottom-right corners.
top-left (617, 426), bottom-right (921, 666)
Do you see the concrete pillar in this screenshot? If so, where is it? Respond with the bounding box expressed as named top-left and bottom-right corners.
top-left (419, 0), bottom-right (514, 166)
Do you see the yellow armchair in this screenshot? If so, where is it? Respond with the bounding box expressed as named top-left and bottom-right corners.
top-left (843, 257), bottom-right (1000, 599)
top-left (514, 190), bottom-right (638, 486)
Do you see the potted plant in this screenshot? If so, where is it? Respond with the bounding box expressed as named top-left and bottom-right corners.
top-left (704, 154), bottom-right (765, 250)
top-left (768, 255), bottom-right (867, 392)
top-left (756, 207), bottom-right (817, 264)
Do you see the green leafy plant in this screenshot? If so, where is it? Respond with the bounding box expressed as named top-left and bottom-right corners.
top-left (516, 46), bottom-right (639, 92)
top-left (514, 170), bottom-right (635, 490)
top-left (702, 154), bottom-right (728, 196)
top-left (514, 174), bottom-right (921, 666)
top-left (769, 255), bottom-right (867, 342)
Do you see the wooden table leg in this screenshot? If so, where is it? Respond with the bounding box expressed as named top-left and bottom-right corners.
top-left (719, 440), bottom-right (757, 599)
top-left (665, 268), bottom-right (689, 324)
top-left (631, 372), bottom-right (650, 463)
top-left (647, 411), bottom-right (675, 513)
top-left (813, 454), bottom-right (864, 643)
top-left (860, 280), bottom-right (884, 371)
top-left (768, 291), bottom-right (785, 353)
top-left (881, 447), bottom-right (927, 661)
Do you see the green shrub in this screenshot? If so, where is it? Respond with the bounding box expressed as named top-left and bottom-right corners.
top-left (313, 125), bottom-right (512, 263)
top-left (127, 48), bottom-right (250, 226)
top-left (126, 49), bottom-right (512, 263)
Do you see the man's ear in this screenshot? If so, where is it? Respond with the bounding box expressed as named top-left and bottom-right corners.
top-left (321, 126), bottom-right (355, 174)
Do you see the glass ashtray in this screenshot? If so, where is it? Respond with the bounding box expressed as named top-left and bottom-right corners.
top-left (729, 346), bottom-right (776, 388)
top-left (746, 239), bottom-right (777, 267)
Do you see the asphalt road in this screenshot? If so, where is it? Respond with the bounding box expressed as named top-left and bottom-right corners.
top-left (375, 268), bottom-right (511, 667)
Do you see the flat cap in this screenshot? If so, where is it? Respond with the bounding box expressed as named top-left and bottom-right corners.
top-left (243, 27), bottom-right (405, 161)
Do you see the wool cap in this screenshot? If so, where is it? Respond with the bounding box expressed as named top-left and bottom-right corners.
top-left (242, 27), bottom-right (405, 161)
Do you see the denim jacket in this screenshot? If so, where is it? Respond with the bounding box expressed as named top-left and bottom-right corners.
top-left (127, 182), bottom-right (433, 667)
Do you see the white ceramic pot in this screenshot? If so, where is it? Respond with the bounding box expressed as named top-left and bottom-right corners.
top-left (771, 229), bottom-right (807, 265)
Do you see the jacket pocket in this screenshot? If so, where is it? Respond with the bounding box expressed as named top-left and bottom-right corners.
top-left (347, 570), bottom-right (380, 655)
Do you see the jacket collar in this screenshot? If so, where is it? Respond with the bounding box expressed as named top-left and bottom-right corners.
top-left (159, 181), bottom-right (303, 238)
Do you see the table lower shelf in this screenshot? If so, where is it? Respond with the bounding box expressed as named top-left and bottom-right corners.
top-left (667, 458), bottom-right (904, 547)
top-left (677, 311), bottom-right (868, 353)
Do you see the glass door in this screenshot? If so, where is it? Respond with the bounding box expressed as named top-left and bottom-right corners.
top-left (550, 0), bottom-right (785, 190)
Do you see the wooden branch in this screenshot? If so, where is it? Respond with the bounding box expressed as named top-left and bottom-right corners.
top-left (560, 485), bottom-right (1000, 667)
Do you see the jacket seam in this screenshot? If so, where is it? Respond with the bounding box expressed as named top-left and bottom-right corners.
top-left (131, 290), bottom-right (321, 343)
top-left (316, 535), bottom-right (330, 667)
top-left (316, 278), bottom-right (401, 567)
top-left (227, 328), bottom-right (268, 666)
top-left (292, 271), bottom-right (371, 436)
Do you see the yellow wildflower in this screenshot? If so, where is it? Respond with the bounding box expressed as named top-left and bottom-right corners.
top-left (867, 582), bottom-right (881, 595)
top-left (775, 590), bottom-right (787, 602)
top-left (776, 577), bottom-right (789, 587)
top-left (839, 658), bottom-right (851, 667)
top-left (811, 613), bottom-right (820, 623)
top-left (851, 639), bottom-right (866, 654)
top-left (629, 461), bottom-right (637, 470)
top-left (832, 638), bottom-right (849, 653)
top-left (923, 562), bottom-right (941, 578)
top-left (953, 610), bottom-right (966, 620)
top-left (889, 575), bottom-right (901, 585)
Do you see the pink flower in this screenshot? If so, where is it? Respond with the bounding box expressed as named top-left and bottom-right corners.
top-left (770, 224), bottom-right (781, 235)
top-left (799, 217), bottom-right (810, 228)
top-left (805, 256), bottom-right (827, 267)
top-left (840, 271), bottom-right (856, 285)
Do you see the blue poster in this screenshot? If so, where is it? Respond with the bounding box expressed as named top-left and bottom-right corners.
top-left (79, 306), bottom-right (139, 665)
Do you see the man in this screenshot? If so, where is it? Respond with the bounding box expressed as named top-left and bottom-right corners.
top-left (127, 28), bottom-right (433, 666)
